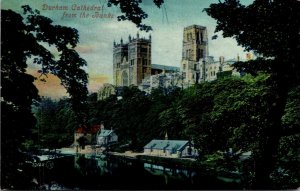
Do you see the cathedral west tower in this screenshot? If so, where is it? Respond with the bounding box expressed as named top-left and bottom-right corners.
top-left (113, 33), bottom-right (151, 87)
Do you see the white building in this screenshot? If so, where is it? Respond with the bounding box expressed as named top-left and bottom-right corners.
top-left (96, 126), bottom-right (118, 146)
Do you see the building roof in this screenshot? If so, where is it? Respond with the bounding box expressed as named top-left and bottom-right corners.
top-left (76, 125), bottom-right (101, 134)
top-left (144, 139), bottom-right (189, 152)
top-left (225, 59), bottom-right (237, 64)
top-left (98, 129), bottom-right (114, 137)
top-left (152, 64), bottom-right (180, 72)
top-left (184, 25), bottom-right (206, 30)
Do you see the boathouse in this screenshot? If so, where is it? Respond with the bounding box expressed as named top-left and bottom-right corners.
top-left (143, 139), bottom-right (196, 158)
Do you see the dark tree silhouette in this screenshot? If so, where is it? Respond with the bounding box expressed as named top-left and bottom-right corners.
top-left (1, 6), bottom-right (88, 189)
top-left (108, 0), bottom-right (164, 31)
top-left (205, 0), bottom-right (300, 188)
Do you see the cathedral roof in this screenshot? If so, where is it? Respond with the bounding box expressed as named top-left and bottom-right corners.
top-left (152, 64), bottom-right (180, 72)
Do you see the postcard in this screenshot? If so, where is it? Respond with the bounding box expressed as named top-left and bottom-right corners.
top-left (1, 0), bottom-right (299, 190)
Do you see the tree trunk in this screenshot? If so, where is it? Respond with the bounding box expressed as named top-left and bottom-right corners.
top-left (253, 76), bottom-right (289, 189)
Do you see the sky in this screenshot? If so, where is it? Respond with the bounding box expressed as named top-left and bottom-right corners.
top-left (2, 0), bottom-right (254, 99)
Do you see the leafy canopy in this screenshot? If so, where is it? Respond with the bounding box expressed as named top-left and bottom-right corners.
top-left (108, 0), bottom-right (164, 31)
top-left (1, 5), bottom-right (88, 189)
top-left (205, 0), bottom-right (300, 84)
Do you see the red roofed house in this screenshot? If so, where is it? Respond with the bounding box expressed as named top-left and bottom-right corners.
top-left (74, 124), bottom-right (102, 148)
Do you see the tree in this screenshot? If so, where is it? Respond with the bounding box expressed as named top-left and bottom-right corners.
top-left (1, 6), bottom-right (88, 189)
top-left (31, 98), bottom-right (78, 150)
top-left (107, 0), bottom-right (164, 31)
top-left (77, 136), bottom-right (88, 150)
top-left (205, 0), bottom-right (300, 188)
top-left (150, 87), bottom-right (184, 140)
top-left (114, 86), bottom-right (151, 150)
top-left (273, 85), bottom-right (300, 188)
top-left (177, 76), bottom-right (261, 155)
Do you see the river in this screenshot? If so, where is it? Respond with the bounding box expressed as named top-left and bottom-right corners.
top-left (29, 154), bottom-right (242, 190)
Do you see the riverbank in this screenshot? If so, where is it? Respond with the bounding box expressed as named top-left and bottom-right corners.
top-left (58, 146), bottom-right (196, 162)
top-left (59, 146), bottom-right (102, 155)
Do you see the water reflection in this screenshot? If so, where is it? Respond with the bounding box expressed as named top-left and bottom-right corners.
top-left (32, 154), bottom-right (241, 190)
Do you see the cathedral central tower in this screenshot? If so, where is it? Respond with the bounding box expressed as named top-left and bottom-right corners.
top-left (181, 25), bottom-right (208, 84)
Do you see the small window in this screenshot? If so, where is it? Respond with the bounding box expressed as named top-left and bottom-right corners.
top-left (141, 47), bottom-right (147, 53)
top-left (200, 49), bottom-right (204, 58)
top-left (142, 59), bottom-right (147, 66)
top-left (200, 32), bottom-right (203, 42)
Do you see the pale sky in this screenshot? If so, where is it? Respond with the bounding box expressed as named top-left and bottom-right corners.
top-left (2, 0), bottom-right (254, 99)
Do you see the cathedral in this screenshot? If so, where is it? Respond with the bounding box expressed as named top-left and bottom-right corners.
top-left (100, 25), bottom-right (241, 100)
top-left (113, 33), bottom-right (152, 87)
top-left (180, 25), bottom-right (240, 84)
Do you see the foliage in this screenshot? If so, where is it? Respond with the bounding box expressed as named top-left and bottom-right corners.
top-left (1, 6), bottom-right (88, 189)
top-left (282, 86), bottom-right (300, 129)
top-left (107, 0), bottom-right (164, 31)
top-left (105, 86), bottom-right (151, 150)
top-left (271, 134), bottom-right (300, 189)
top-left (271, 86), bottom-right (300, 189)
top-left (30, 98), bottom-right (78, 150)
top-left (177, 74), bottom-right (271, 154)
top-left (200, 152), bottom-right (240, 175)
top-left (205, 0), bottom-right (300, 188)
